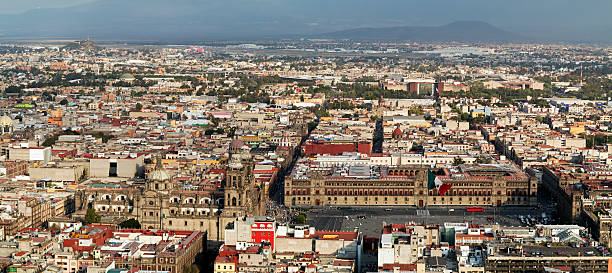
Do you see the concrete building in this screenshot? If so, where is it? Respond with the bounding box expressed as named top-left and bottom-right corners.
top-left (29, 164), bottom-right (87, 182)
top-left (89, 155), bottom-right (145, 178)
top-left (8, 146), bottom-right (51, 164)
top-left (378, 223), bottom-right (439, 269)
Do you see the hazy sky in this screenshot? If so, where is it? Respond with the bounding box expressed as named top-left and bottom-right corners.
top-left (0, 0), bottom-right (610, 42)
top-left (2, 0), bottom-right (611, 27)
top-left (0, 0), bottom-right (96, 14)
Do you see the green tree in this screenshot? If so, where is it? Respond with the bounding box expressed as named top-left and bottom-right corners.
top-left (4, 85), bottom-right (22, 95)
top-left (91, 132), bottom-right (115, 143)
top-left (135, 103), bottom-right (143, 111)
top-left (475, 157), bottom-right (492, 164)
top-left (535, 115), bottom-right (544, 123)
top-left (190, 264), bottom-right (200, 273)
top-left (453, 157), bottom-right (465, 166)
top-left (59, 99), bottom-right (68, 105)
top-left (295, 213), bottom-right (307, 224)
top-left (84, 208), bottom-right (101, 224)
top-left (42, 135), bottom-right (59, 147)
top-left (307, 121), bottom-right (318, 132)
top-left (119, 218), bottom-right (141, 229)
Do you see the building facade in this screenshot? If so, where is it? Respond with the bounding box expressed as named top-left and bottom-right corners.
top-left (76, 149), bottom-right (266, 245)
top-left (285, 165), bottom-right (536, 208)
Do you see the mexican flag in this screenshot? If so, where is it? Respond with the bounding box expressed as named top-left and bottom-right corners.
top-left (428, 170), bottom-right (451, 195)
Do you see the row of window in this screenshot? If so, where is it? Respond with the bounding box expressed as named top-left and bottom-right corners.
top-left (289, 189), bottom-right (533, 196)
top-left (323, 196), bottom-right (496, 202)
top-left (168, 220), bottom-right (207, 227)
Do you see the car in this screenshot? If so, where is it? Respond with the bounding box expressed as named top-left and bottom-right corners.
top-left (586, 251), bottom-right (594, 255)
top-left (546, 243), bottom-right (551, 248)
top-left (385, 208), bottom-right (392, 212)
top-left (556, 251), bottom-right (563, 255)
top-left (449, 209), bottom-right (455, 212)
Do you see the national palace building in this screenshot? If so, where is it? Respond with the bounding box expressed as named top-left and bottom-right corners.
top-left (284, 162), bottom-right (537, 207)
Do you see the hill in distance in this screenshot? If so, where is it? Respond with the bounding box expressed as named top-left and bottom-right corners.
top-left (62, 40), bottom-right (102, 51)
top-left (318, 21), bottom-right (525, 43)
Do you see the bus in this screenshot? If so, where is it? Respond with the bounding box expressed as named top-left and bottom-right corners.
top-left (466, 207), bottom-right (484, 212)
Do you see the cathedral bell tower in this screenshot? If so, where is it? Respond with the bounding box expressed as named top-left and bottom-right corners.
top-left (224, 144), bottom-right (259, 217)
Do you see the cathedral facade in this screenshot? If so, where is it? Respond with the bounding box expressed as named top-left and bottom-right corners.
top-left (76, 148), bottom-right (266, 246)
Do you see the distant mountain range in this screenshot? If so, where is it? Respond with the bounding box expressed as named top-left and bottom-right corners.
top-left (317, 21), bottom-right (524, 43)
top-left (0, 0), bottom-right (609, 44)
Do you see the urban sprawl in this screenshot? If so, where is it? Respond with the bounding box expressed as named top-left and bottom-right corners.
top-left (0, 40), bottom-right (610, 273)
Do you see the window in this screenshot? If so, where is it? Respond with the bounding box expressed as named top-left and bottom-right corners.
top-left (184, 221), bottom-right (188, 226)
top-left (169, 220), bottom-right (173, 225)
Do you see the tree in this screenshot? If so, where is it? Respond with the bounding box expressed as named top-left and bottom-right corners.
top-left (475, 157), bottom-right (492, 164)
top-left (452, 157), bottom-right (465, 166)
top-left (226, 127), bottom-right (237, 138)
top-left (4, 85), bottom-right (22, 95)
top-left (307, 121), bottom-right (317, 132)
top-left (135, 103), bottom-right (143, 111)
top-left (84, 208), bottom-right (101, 224)
top-left (119, 218), bottom-right (141, 229)
top-left (59, 99), bottom-right (68, 105)
top-left (295, 213), bottom-right (307, 224)
top-left (535, 115), bottom-right (544, 123)
top-left (190, 264), bottom-right (200, 273)
top-left (42, 135), bottom-right (59, 147)
top-left (91, 132), bottom-right (115, 143)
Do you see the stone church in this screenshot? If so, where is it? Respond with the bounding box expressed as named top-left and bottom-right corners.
top-left (75, 145), bottom-right (266, 246)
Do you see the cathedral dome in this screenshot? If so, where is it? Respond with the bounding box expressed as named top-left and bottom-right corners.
top-left (148, 159), bottom-right (171, 181)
